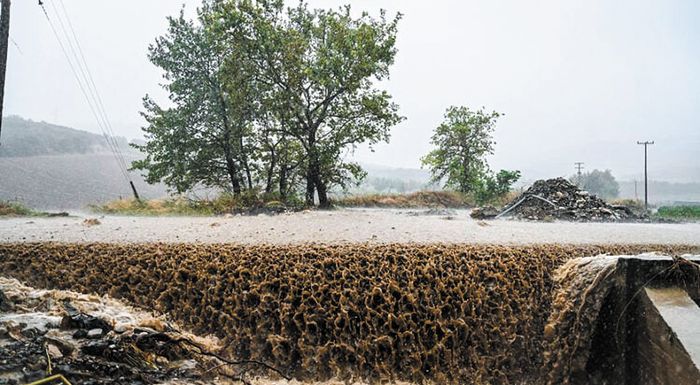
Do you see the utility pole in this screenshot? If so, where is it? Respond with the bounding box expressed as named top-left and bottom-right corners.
top-left (637, 141), bottom-right (654, 210)
top-left (574, 162), bottom-right (584, 186)
top-left (0, 0), bottom-right (10, 144)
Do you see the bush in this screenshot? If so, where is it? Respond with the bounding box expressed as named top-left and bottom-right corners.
top-left (0, 200), bottom-right (36, 216)
top-left (656, 205), bottom-right (700, 219)
top-left (474, 170), bottom-right (521, 205)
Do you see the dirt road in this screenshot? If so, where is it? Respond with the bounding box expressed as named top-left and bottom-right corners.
top-left (1, 208), bottom-right (698, 245)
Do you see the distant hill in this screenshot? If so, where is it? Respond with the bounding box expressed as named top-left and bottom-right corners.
top-left (0, 116), bottom-right (133, 157)
top-left (0, 116), bottom-right (167, 210)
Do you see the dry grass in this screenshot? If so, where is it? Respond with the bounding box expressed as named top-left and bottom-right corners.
top-left (0, 200), bottom-right (48, 217)
top-left (333, 190), bottom-right (475, 208)
top-left (92, 193), bottom-right (299, 216)
top-left (0, 242), bottom-right (696, 384)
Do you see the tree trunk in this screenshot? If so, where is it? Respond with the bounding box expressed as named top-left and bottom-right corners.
top-left (239, 135), bottom-right (253, 190)
top-left (305, 165), bottom-right (316, 206)
top-left (316, 173), bottom-right (330, 208)
top-left (305, 131), bottom-right (317, 206)
top-left (225, 156), bottom-right (242, 195)
top-left (265, 146), bottom-right (276, 194)
top-left (279, 166), bottom-right (287, 200)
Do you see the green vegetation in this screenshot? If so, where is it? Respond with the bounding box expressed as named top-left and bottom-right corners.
top-left (656, 205), bottom-right (700, 220)
top-left (0, 200), bottom-right (35, 216)
top-left (0, 116), bottom-right (131, 157)
top-left (0, 200), bottom-right (60, 217)
top-left (134, 1), bottom-right (403, 208)
top-left (421, 106), bottom-right (520, 204)
top-left (570, 169), bottom-right (619, 199)
top-left (92, 192), bottom-right (303, 216)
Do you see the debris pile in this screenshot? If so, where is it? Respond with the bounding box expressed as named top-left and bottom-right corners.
top-left (498, 178), bottom-right (636, 221)
top-left (0, 277), bottom-right (285, 385)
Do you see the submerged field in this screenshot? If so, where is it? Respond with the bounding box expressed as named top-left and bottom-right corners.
top-left (1, 242), bottom-right (697, 384)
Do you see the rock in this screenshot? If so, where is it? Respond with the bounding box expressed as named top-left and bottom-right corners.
top-left (81, 340), bottom-right (110, 356)
top-left (45, 335), bottom-right (76, 356)
top-left (0, 290), bottom-right (13, 311)
top-left (72, 329), bottom-right (88, 339)
top-left (87, 328), bottom-right (103, 339)
top-left (470, 206), bottom-right (499, 219)
top-left (46, 343), bottom-right (63, 359)
top-left (60, 313), bottom-right (112, 333)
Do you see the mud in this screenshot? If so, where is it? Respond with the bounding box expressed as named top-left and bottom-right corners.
top-left (1, 243), bottom-right (698, 384)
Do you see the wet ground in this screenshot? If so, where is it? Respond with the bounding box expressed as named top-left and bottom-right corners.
top-left (0, 208), bottom-right (698, 245)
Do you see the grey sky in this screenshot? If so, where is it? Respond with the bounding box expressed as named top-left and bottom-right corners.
top-left (6, 0), bottom-right (700, 182)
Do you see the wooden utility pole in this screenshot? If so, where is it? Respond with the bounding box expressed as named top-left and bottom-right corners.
top-left (0, 0), bottom-right (10, 143)
top-left (637, 141), bottom-right (654, 210)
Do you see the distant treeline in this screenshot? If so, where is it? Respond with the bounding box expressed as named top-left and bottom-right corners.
top-left (618, 180), bottom-right (700, 204)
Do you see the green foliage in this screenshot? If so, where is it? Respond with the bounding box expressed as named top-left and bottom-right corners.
top-left (569, 169), bottom-right (619, 199)
top-left (656, 205), bottom-right (700, 220)
top-left (132, 7), bottom-right (257, 195)
top-left (474, 169), bottom-right (521, 204)
top-left (421, 106), bottom-right (519, 203)
top-left (0, 200), bottom-right (34, 216)
top-left (421, 106), bottom-right (500, 193)
top-left (0, 200), bottom-right (56, 217)
top-left (134, 1), bottom-right (404, 207)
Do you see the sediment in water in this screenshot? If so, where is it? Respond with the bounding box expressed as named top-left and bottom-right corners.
top-left (0, 243), bottom-right (697, 384)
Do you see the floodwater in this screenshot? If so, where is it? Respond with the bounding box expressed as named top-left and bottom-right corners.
top-left (1, 208), bottom-right (699, 244)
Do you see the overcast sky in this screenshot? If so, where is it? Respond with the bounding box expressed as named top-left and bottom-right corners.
top-left (6, 0), bottom-right (700, 182)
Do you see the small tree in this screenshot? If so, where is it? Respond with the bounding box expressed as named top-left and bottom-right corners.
top-left (570, 169), bottom-right (619, 199)
top-left (421, 106), bottom-right (500, 193)
top-left (475, 169), bottom-right (521, 204)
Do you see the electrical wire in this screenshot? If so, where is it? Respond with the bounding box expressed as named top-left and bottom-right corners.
top-left (38, 1), bottom-right (131, 184)
top-left (46, 0), bottom-right (131, 180)
top-left (55, 0), bottom-right (131, 176)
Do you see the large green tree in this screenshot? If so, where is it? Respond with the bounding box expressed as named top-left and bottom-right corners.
top-left (214, 1), bottom-right (404, 207)
top-left (421, 106), bottom-right (501, 193)
top-left (133, 5), bottom-right (258, 195)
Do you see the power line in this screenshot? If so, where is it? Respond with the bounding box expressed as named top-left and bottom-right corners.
top-left (38, 1), bottom-right (140, 199)
top-left (9, 36), bottom-right (20, 55)
top-left (38, 1), bottom-right (129, 183)
top-left (55, 0), bottom-right (130, 175)
top-left (46, 0), bottom-right (129, 178)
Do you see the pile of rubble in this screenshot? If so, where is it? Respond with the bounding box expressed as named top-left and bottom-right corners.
top-left (494, 178), bottom-right (637, 222)
top-left (0, 277), bottom-right (285, 385)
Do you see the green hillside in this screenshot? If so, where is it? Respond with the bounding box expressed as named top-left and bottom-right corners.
top-left (0, 116), bottom-right (132, 157)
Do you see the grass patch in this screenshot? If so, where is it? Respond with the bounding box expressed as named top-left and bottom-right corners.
top-left (333, 190), bottom-right (476, 208)
top-left (0, 200), bottom-right (52, 217)
top-left (656, 205), bottom-right (700, 220)
top-left (91, 192), bottom-right (303, 216)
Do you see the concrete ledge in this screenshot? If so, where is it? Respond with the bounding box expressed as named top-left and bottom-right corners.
top-left (639, 288), bottom-right (700, 385)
